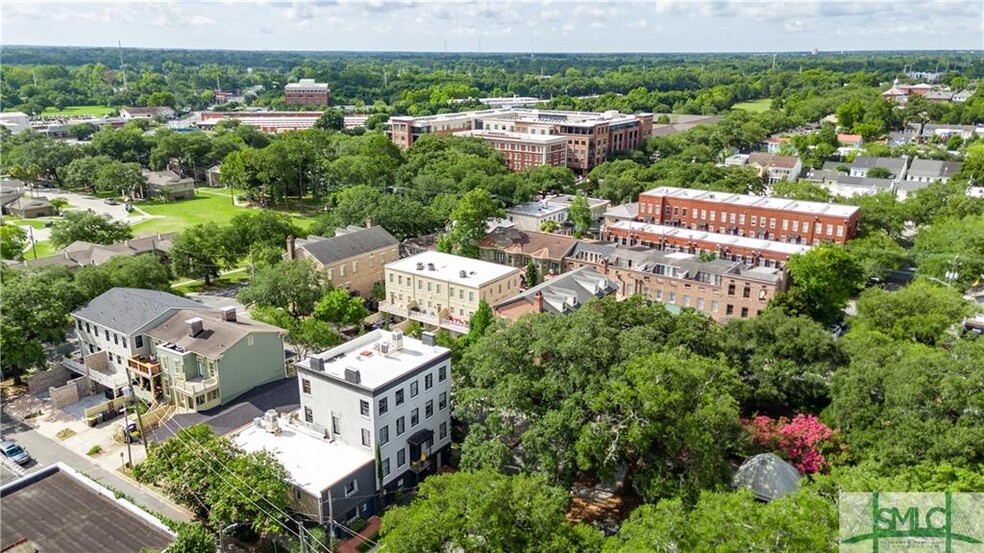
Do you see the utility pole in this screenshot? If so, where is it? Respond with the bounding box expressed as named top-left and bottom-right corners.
top-left (120, 387), bottom-right (133, 469)
top-left (122, 364), bottom-right (149, 457)
top-left (327, 490), bottom-right (337, 552)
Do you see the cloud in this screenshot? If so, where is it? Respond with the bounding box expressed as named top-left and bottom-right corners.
top-left (628, 19), bottom-right (648, 29)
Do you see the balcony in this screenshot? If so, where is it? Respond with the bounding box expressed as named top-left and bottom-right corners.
top-left (128, 356), bottom-right (160, 378)
top-left (171, 375), bottom-right (219, 396)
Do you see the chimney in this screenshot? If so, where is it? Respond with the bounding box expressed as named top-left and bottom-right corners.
top-left (459, 270), bottom-right (467, 278)
top-left (186, 317), bottom-right (204, 337)
top-left (366, 216), bottom-right (374, 228)
top-left (534, 291), bottom-right (544, 313)
top-left (309, 357), bottom-right (325, 372)
top-left (421, 331), bottom-right (436, 347)
top-left (220, 306), bottom-right (237, 322)
top-left (286, 235), bottom-right (296, 260)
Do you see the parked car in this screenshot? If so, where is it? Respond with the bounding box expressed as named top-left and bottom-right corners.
top-left (0, 440), bottom-right (32, 465)
top-left (104, 198), bottom-right (119, 205)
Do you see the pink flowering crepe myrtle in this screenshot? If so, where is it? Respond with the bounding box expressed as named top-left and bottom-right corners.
top-left (742, 414), bottom-right (837, 474)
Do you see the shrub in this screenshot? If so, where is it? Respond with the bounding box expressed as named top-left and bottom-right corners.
top-left (87, 445), bottom-right (103, 456)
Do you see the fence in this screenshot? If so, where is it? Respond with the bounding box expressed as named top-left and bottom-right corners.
top-left (49, 376), bottom-right (92, 409)
top-left (26, 366), bottom-right (72, 395)
top-left (83, 396), bottom-right (131, 419)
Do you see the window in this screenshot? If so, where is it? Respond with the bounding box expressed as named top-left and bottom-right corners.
top-left (410, 381), bottom-right (418, 397)
top-left (327, 269), bottom-right (334, 280)
top-left (302, 379), bottom-right (311, 394)
top-left (360, 400), bottom-right (370, 417)
top-left (425, 373), bottom-right (433, 390)
top-left (742, 286), bottom-right (751, 298)
top-left (436, 284), bottom-right (441, 293)
top-left (469, 291), bottom-right (474, 302)
top-left (382, 458), bottom-right (390, 477)
top-left (682, 295), bottom-right (690, 307)
top-left (361, 428), bottom-right (371, 447)
top-left (655, 289), bottom-right (663, 300)
top-left (396, 416), bottom-right (405, 435)
top-left (792, 221), bottom-right (799, 232)
top-left (105, 330), bottom-right (110, 340)
top-left (352, 261), bottom-right (358, 273)
top-left (668, 292), bottom-right (676, 304)
top-left (418, 280), bottom-right (422, 289)
top-left (76, 320), bottom-right (82, 330)
top-left (837, 225), bottom-right (844, 237)
top-left (727, 283), bottom-right (736, 296)
top-left (121, 337), bottom-right (127, 348)
top-left (411, 408), bottom-right (419, 427)
top-left (750, 216), bottom-right (757, 227)
top-left (440, 422), bottom-right (448, 440)
top-left (782, 219), bottom-right (789, 231)
top-left (379, 425), bottom-right (389, 445)
top-left (397, 448), bottom-right (406, 467)
top-left (696, 298), bottom-right (705, 310)
top-left (304, 407), bottom-right (313, 423)
top-left (427, 282), bottom-right (432, 292)
top-left (345, 479), bottom-right (358, 496)
top-left (459, 289), bottom-right (464, 299)
top-left (726, 304), bottom-right (734, 315)
top-left (826, 224), bottom-right (833, 235)
top-left (113, 334), bottom-right (119, 345)
top-left (439, 392), bottom-right (447, 411)
top-left (379, 397), bottom-right (388, 415)
top-left (770, 218), bottom-right (776, 229)
top-left (395, 388), bottom-right (405, 406)
top-left (438, 365), bottom-right (447, 382)
top-left (425, 400), bottom-right (434, 419)
top-left (711, 300), bottom-right (719, 312)
top-left (340, 265), bottom-right (346, 277)
top-left (740, 307), bottom-right (749, 318)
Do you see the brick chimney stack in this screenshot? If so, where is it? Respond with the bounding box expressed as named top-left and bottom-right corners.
top-left (533, 291), bottom-right (544, 313)
top-left (286, 235), bottom-right (296, 260)
top-left (366, 217), bottom-right (374, 228)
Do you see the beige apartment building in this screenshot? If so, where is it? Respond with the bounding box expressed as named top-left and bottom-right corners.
top-left (288, 225), bottom-right (399, 298)
top-left (379, 251), bottom-right (523, 333)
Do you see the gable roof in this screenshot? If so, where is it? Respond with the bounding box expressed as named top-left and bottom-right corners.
top-left (479, 228), bottom-right (578, 261)
top-left (907, 159), bottom-right (963, 179)
top-left (5, 197), bottom-right (52, 211)
top-left (142, 169), bottom-right (193, 186)
top-left (12, 233), bottom-right (175, 271)
top-left (145, 309), bottom-right (284, 359)
top-left (296, 226), bottom-right (398, 267)
top-left (495, 266), bottom-right (616, 316)
top-left (747, 152), bottom-right (800, 169)
top-left (72, 288), bottom-right (206, 334)
top-left (823, 156), bottom-right (907, 175)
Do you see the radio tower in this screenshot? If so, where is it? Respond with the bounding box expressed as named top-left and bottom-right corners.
top-left (118, 40), bottom-right (128, 91)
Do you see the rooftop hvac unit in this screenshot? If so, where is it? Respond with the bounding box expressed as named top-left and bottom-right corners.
top-left (459, 270), bottom-right (468, 278)
top-left (391, 329), bottom-right (404, 352)
top-left (416, 262), bottom-right (425, 270)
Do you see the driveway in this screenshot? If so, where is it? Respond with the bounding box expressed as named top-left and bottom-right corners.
top-left (146, 378), bottom-right (299, 442)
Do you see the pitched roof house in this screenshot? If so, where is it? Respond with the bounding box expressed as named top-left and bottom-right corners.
top-left (290, 225), bottom-right (399, 298)
top-left (494, 266), bottom-right (616, 320)
top-left (478, 227), bottom-right (578, 276)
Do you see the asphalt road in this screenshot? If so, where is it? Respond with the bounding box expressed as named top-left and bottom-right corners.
top-left (0, 406), bottom-right (192, 523)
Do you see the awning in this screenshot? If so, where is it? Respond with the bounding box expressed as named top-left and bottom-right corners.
top-left (407, 428), bottom-right (434, 446)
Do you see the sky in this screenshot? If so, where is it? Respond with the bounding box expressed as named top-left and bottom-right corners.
top-left (2, 1), bottom-right (983, 53)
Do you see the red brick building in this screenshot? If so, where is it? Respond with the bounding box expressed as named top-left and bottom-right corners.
top-left (284, 79), bottom-right (331, 106)
top-left (604, 221), bottom-right (811, 267)
top-left (636, 186), bottom-right (860, 245)
top-left (455, 130), bottom-right (567, 171)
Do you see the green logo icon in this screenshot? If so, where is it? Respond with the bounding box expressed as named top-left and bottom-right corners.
top-left (840, 492), bottom-right (984, 552)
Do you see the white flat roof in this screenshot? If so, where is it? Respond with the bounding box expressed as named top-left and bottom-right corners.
top-left (386, 251), bottom-right (521, 287)
top-left (641, 186), bottom-right (859, 218)
top-left (545, 194), bottom-right (610, 209)
top-left (297, 329), bottom-right (450, 390)
top-left (234, 417), bottom-right (372, 496)
top-left (507, 200), bottom-right (568, 218)
top-left (609, 221), bottom-right (812, 255)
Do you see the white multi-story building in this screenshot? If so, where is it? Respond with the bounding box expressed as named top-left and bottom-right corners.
top-left (379, 251), bottom-right (522, 333)
top-left (295, 330), bottom-right (453, 500)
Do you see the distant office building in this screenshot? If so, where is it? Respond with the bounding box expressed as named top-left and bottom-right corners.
top-left (454, 129), bottom-right (568, 171)
top-left (385, 107), bottom-right (654, 173)
top-left (284, 79), bottom-right (331, 106)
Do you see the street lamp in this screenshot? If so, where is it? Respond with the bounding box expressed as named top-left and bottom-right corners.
top-left (218, 522), bottom-right (240, 551)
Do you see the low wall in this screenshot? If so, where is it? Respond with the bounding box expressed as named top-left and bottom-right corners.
top-left (27, 366), bottom-right (72, 395)
top-left (49, 375), bottom-right (92, 410)
top-left (84, 397), bottom-right (131, 419)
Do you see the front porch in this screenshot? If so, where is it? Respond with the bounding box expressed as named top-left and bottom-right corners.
top-left (169, 375), bottom-right (220, 412)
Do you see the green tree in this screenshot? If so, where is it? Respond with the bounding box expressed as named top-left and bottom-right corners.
top-left (237, 258), bottom-right (329, 318)
top-left (146, 91), bottom-right (177, 108)
top-left (48, 197), bottom-right (69, 215)
top-left (845, 231), bottom-right (908, 281)
top-left (445, 188), bottom-right (504, 258)
top-left (605, 489), bottom-right (837, 553)
top-left (73, 254), bottom-right (173, 301)
top-left (771, 180), bottom-right (832, 202)
top-left (170, 223), bottom-right (225, 286)
top-left (467, 299), bottom-right (494, 342)
top-left (567, 193), bottom-right (592, 238)
top-left (540, 219), bottom-right (560, 233)
top-left (49, 210), bottom-right (132, 248)
top-left (67, 122), bottom-right (99, 141)
top-left (523, 260), bottom-right (540, 288)
top-left (866, 167), bottom-right (892, 179)
top-left (168, 523), bottom-right (216, 553)
top-left (379, 470), bottom-right (603, 553)
top-left (913, 215), bottom-right (984, 289)
top-left (313, 288), bottom-right (369, 331)
top-left (775, 243), bottom-right (864, 325)
top-left (315, 108), bottom-right (345, 131)
top-left (95, 161), bottom-right (146, 198)
top-left (59, 155), bottom-right (113, 191)
top-left (852, 280), bottom-right (973, 345)
top-left (0, 225), bottom-right (27, 260)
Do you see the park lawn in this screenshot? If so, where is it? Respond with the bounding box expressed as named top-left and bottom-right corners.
top-left (732, 98), bottom-right (773, 113)
top-left (172, 267), bottom-right (251, 295)
top-left (130, 193), bottom-right (249, 235)
top-left (41, 105), bottom-right (115, 117)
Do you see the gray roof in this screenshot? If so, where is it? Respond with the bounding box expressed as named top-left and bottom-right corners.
top-left (5, 196), bottom-right (52, 211)
top-left (833, 175), bottom-right (894, 190)
top-left (733, 453), bottom-right (802, 501)
top-left (296, 226), bottom-right (398, 267)
top-left (145, 309), bottom-right (284, 359)
top-left (72, 288), bottom-right (205, 334)
top-left (604, 202), bottom-right (639, 220)
top-left (825, 156), bottom-right (907, 174)
top-left (495, 266), bottom-right (616, 315)
top-left (12, 233), bottom-right (175, 271)
top-left (907, 159), bottom-right (962, 179)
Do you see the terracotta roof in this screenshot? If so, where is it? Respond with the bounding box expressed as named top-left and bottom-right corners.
top-left (479, 228), bottom-right (578, 261)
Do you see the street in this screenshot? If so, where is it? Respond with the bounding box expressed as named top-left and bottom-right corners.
top-left (0, 405), bottom-right (192, 523)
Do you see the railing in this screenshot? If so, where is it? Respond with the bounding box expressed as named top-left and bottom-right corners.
top-left (128, 356), bottom-right (160, 377)
top-left (171, 376), bottom-right (219, 395)
top-left (62, 357), bottom-right (87, 376)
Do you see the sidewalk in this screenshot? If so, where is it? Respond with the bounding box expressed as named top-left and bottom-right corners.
top-left (337, 516), bottom-right (381, 553)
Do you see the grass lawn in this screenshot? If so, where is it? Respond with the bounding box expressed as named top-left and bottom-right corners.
top-left (23, 240), bottom-right (58, 260)
top-left (732, 98), bottom-right (773, 113)
top-left (132, 191), bottom-right (316, 236)
top-left (41, 105), bottom-right (115, 117)
top-left (8, 217), bottom-right (50, 230)
top-left (172, 267), bottom-right (251, 295)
